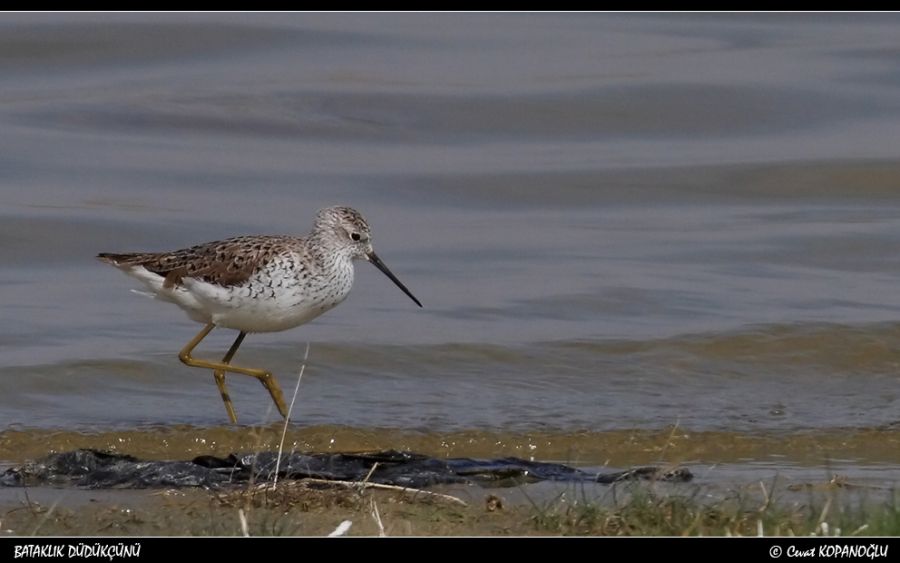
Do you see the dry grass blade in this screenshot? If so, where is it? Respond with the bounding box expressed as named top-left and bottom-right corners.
top-left (273, 342), bottom-right (310, 490)
top-left (29, 497), bottom-right (62, 536)
top-left (358, 462), bottom-right (380, 493)
top-left (371, 499), bottom-right (386, 537)
top-left (238, 508), bottom-right (249, 537)
top-left (251, 478), bottom-right (468, 507)
top-left (306, 478), bottom-right (468, 506)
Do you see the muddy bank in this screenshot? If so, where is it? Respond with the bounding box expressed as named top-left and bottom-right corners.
top-left (1, 425), bottom-right (897, 536)
top-left (2, 425), bottom-right (899, 467)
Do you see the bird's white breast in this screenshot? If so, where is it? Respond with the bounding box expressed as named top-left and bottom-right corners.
top-left (183, 251), bottom-right (356, 333)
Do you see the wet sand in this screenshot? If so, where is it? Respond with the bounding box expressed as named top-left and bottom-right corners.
top-left (3, 425), bottom-right (900, 467)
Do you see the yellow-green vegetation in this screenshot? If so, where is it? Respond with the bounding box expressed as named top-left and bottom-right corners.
top-left (526, 486), bottom-right (900, 536)
top-left (1, 481), bottom-right (897, 537)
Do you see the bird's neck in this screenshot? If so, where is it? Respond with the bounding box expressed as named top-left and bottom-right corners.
top-left (306, 234), bottom-right (354, 274)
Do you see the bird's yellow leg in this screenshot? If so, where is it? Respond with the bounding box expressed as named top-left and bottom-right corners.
top-left (214, 332), bottom-right (245, 424)
top-left (178, 323), bottom-right (290, 420)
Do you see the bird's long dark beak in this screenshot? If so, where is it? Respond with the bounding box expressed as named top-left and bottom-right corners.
top-left (367, 251), bottom-right (422, 307)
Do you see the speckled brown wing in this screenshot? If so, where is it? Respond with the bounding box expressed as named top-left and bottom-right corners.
top-left (97, 235), bottom-right (300, 289)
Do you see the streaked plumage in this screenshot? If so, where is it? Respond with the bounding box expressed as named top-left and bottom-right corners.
top-left (98, 206), bottom-right (421, 423)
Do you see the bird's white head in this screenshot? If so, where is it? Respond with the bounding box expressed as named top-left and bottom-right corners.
top-left (313, 206), bottom-right (374, 260)
top-left (313, 206), bottom-right (422, 307)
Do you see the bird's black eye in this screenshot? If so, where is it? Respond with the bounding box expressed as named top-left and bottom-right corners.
top-left (350, 232), bottom-right (361, 241)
